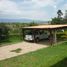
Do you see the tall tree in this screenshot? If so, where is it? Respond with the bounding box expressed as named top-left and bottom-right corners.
top-left (51, 10), bottom-right (63, 24)
top-left (57, 10), bottom-right (63, 18)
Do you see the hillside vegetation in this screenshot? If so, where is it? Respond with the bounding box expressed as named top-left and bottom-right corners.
top-left (0, 22), bottom-right (38, 45)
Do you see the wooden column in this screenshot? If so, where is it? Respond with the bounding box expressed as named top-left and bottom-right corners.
top-left (49, 30), bottom-right (53, 46)
top-left (49, 29), bottom-right (57, 46)
top-left (53, 30), bottom-right (57, 44)
top-left (33, 29), bottom-right (36, 43)
top-left (22, 29), bottom-right (25, 40)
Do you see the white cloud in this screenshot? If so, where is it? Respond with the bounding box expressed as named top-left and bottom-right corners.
top-left (20, 0), bottom-right (56, 9)
top-left (0, 0), bottom-right (49, 20)
top-left (0, 0), bottom-right (21, 14)
top-left (32, 0), bottom-right (55, 6)
top-left (0, 0), bottom-right (66, 20)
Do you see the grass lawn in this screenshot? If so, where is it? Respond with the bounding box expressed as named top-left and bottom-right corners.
top-left (9, 35), bottom-right (23, 43)
top-left (0, 42), bottom-right (67, 67)
top-left (0, 35), bottom-right (23, 47)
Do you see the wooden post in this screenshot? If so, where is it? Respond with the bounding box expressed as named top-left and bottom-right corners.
top-left (53, 30), bottom-right (57, 44)
top-left (49, 29), bottom-right (57, 46)
top-left (49, 30), bottom-right (53, 46)
top-left (33, 29), bottom-right (36, 43)
top-left (22, 29), bottom-right (25, 40)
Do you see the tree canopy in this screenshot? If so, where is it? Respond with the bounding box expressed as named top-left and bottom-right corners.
top-left (57, 10), bottom-right (63, 18)
top-left (51, 10), bottom-right (64, 24)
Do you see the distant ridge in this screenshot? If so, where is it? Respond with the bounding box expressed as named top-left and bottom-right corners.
top-left (0, 18), bottom-right (48, 24)
top-left (0, 18), bottom-right (32, 23)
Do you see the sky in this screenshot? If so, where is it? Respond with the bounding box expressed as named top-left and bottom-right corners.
top-left (0, 0), bottom-right (67, 21)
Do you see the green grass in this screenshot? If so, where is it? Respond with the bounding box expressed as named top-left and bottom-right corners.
top-left (9, 35), bottom-right (23, 43)
top-left (0, 35), bottom-right (23, 47)
top-left (0, 42), bottom-right (67, 67)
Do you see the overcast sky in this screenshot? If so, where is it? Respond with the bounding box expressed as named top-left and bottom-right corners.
top-left (0, 0), bottom-right (67, 21)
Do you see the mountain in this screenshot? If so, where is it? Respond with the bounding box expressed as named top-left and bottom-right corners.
top-left (0, 18), bottom-right (48, 24)
top-left (0, 18), bottom-right (33, 23)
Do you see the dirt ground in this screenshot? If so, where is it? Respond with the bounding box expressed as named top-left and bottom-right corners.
top-left (0, 41), bottom-right (48, 60)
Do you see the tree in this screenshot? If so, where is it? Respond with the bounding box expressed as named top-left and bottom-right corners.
top-left (63, 19), bottom-right (67, 24)
top-left (51, 10), bottom-right (63, 24)
top-left (51, 17), bottom-right (63, 24)
top-left (57, 10), bottom-right (63, 18)
top-left (29, 21), bottom-right (38, 26)
top-left (64, 10), bottom-right (67, 19)
top-left (0, 23), bottom-right (9, 42)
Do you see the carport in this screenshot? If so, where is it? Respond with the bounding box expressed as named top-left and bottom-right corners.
top-left (22, 24), bottom-right (67, 45)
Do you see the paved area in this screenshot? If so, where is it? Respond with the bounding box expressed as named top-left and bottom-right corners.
top-left (0, 41), bottom-right (48, 60)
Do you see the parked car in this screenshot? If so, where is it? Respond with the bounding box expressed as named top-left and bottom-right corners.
top-left (24, 30), bottom-right (49, 42)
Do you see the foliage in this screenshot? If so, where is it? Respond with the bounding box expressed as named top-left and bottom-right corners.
top-left (51, 10), bottom-right (64, 24)
top-left (0, 22), bottom-right (38, 35)
top-left (62, 19), bottom-right (67, 24)
top-left (51, 17), bottom-right (63, 24)
top-left (57, 10), bottom-right (63, 18)
top-left (28, 22), bottom-right (38, 26)
top-left (0, 35), bottom-right (23, 47)
top-left (0, 22), bottom-right (38, 45)
top-left (0, 23), bottom-right (9, 42)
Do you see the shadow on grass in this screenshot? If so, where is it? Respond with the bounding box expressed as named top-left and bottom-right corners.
top-left (51, 58), bottom-right (67, 67)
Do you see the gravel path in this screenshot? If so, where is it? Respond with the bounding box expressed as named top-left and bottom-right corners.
top-left (0, 41), bottom-right (48, 60)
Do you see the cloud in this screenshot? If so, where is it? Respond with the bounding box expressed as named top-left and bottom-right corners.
top-left (0, 0), bottom-right (66, 20)
top-left (0, 0), bottom-right (49, 20)
top-left (32, 0), bottom-right (55, 6)
top-left (0, 0), bottom-right (21, 14)
top-left (20, 0), bottom-right (56, 9)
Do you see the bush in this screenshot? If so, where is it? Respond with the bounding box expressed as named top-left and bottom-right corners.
top-left (0, 24), bottom-right (9, 43)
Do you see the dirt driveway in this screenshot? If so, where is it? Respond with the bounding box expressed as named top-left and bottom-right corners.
top-left (0, 41), bottom-right (48, 60)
